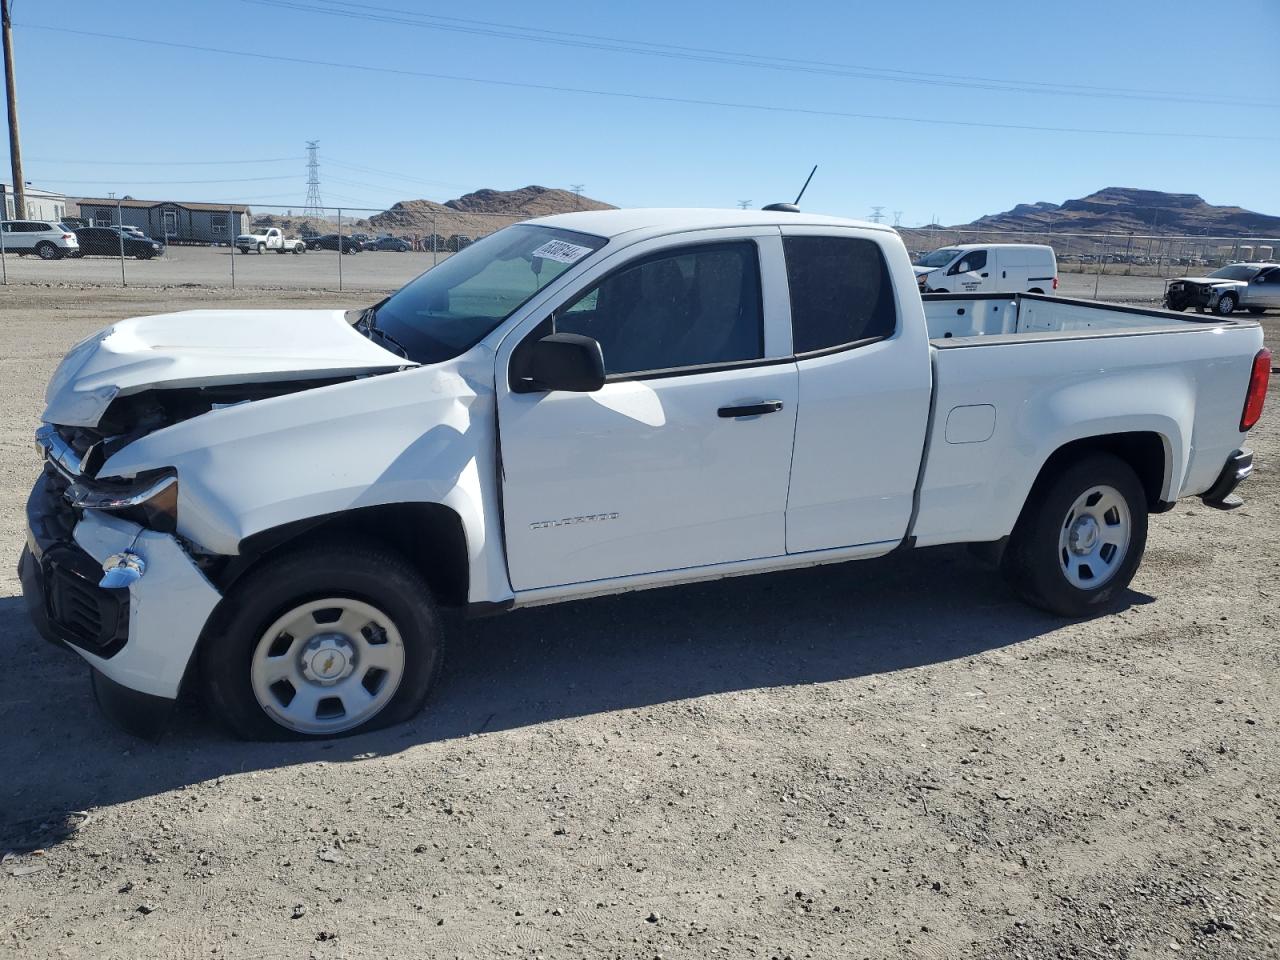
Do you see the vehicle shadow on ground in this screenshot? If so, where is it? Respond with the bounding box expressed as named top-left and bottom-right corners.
top-left (0, 544), bottom-right (1153, 848)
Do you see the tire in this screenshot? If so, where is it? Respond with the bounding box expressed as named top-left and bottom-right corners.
top-left (198, 541), bottom-right (445, 741)
top-left (36, 241), bottom-right (61, 260)
top-left (237, 247), bottom-right (250, 255)
top-left (1247, 306), bottom-right (1265, 315)
top-left (1215, 293), bottom-right (1237, 315)
top-left (293, 243), bottom-right (305, 254)
top-left (257, 242), bottom-right (266, 254)
top-left (135, 251), bottom-right (152, 260)
top-left (1001, 453), bottom-right (1148, 617)
top-left (1164, 296), bottom-right (1188, 312)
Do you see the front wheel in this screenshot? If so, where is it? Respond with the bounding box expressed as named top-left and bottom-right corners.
top-left (1001, 453), bottom-right (1148, 617)
top-left (36, 242), bottom-right (61, 260)
top-left (257, 242), bottom-right (266, 254)
top-left (1215, 293), bottom-right (1237, 315)
top-left (199, 542), bottom-right (444, 740)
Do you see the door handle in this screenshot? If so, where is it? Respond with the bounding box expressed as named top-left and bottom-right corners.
top-left (718, 400), bottom-right (783, 418)
top-left (981, 272), bottom-right (990, 278)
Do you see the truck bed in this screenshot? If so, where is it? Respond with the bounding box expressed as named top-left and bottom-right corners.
top-left (922, 292), bottom-right (1242, 342)
top-left (912, 293), bottom-right (1263, 549)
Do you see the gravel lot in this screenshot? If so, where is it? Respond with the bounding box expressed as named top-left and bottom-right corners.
top-left (1, 285), bottom-right (1277, 959)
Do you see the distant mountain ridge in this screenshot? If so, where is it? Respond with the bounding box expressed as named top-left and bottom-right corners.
top-left (369, 185), bottom-right (614, 237)
top-left (950, 187), bottom-right (1280, 236)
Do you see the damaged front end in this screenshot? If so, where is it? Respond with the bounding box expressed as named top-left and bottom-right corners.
top-left (22, 308), bottom-right (415, 738)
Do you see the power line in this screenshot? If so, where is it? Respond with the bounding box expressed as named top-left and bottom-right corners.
top-left (245, 0), bottom-right (1278, 109)
top-left (35, 174), bottom-right (300, 185)
top-left (19, 24), bottom-right (1279, 144)
top-left (25, 156), bottom-right (302, 165)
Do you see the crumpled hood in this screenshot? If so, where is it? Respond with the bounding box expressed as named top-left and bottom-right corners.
top-left (913, 265), bottom-right (935, 277)
top-left (1173, 276), bottom-right (1245, 288)
top-left (43, 309), bottom-right (412, 427)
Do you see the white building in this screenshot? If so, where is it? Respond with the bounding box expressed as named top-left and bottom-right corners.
top-left (1, 183), bottom-right (69, 222)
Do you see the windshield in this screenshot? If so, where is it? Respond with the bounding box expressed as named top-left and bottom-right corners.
top-left (1208, 265), bottom-right (1259, 281)
top-left (915, 247), bottom-right (961, 268)
top-left (372, 224), bottom-right (607, 363)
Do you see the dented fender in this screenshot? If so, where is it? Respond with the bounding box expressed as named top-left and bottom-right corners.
top-left (98, 348), bottom-right (513, 606)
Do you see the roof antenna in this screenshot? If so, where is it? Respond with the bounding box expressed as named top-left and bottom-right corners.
top-left (763, 165), bottom-right (817, 213)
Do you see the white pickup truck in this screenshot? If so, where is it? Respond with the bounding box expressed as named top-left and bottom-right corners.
top-left (20, 209), bottom-right (1270, 740)
top-left (234, 227), bottom-right (307, 255)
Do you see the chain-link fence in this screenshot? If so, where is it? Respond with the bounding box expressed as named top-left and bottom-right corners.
top-left (2, 196), bottom-right (1278, 304)
top-left (0, 198), bottom-right (524, 293)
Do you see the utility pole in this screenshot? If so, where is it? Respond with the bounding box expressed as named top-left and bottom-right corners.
top-left (2, 0), bottom-right (26, 220)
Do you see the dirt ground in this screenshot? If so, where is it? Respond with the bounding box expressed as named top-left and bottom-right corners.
top-left (1, 285), bottom-right (1277, 959)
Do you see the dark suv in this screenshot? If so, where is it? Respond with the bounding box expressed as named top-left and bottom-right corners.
top-left (73, 227), bottom-right (164, 260)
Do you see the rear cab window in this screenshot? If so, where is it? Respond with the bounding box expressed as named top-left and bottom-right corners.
top-left (782, 236), bottom-right (897, 355)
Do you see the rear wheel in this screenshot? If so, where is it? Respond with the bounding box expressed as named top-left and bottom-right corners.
top-left (1215, 293), bottom-right (1237, 315)
top-left (199, 542), bottom-right (444, 740)
top-left (1001, 453), bottom-right (1148, 616)
top-left (1247, 306), bottom-right (1265, 315)
top-left (36, 241), bottom-right (61, 260)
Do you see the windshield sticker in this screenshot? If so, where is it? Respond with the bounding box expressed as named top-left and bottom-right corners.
top-left (531, 239), bottom-right (594, 264)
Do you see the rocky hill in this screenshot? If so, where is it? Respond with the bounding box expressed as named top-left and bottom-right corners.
top-left (369, 185), bottom-right (614, 238)
top-left (949, 187), bottom-right (1280, 236)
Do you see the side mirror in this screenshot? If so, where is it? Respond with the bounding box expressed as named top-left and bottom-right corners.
top-left (522, 333), bottom-right (605, 393)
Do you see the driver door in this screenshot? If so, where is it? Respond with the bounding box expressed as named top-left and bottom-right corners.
top-left (949, 249), bottom-right (989, 292)
top-left (495, 230), bottom-right (798, 592)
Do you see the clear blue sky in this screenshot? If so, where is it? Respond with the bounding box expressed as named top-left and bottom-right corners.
top-left (7, 0), bottom-right (1279, 225)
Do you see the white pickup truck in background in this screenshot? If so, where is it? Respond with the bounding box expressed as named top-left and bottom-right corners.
top-left (234, 227), bottom-right (307, 255)
top-left (20, 208), bottom-right (1270, 740)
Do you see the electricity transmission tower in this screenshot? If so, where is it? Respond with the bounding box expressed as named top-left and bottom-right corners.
top-left (737, 200), bottom-right (752, 209)
top-left (303, 141), bottom-right (324, 218)
top-left (570, 183), bottom-right (584, 210)
top-left (892, 210), bottom-right (903, 226)
top-left (869, 206), bottom-right (886, 224)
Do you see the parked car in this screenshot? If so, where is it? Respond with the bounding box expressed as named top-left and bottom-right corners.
top-left (73, 226), bottom-right (164, 260)
top-left (372, 236), bottom-right (411, 252)
top-left (447, 234), bottom-right (473, 252)
top-left (20, 209), bottom-right (1270, 740)
top-left (0, 219), bottom-right (79, 259)
top-left (913, 243), bottom-right (1058, 294)
top-left (305, 233), bottom-right (361, 253)
top-left (1164, 262), bottom-right (1280, 315)
top-left (235, 227), bottom-right (307, 255)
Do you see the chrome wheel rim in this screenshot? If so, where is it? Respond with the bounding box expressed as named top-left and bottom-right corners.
top-left (1058, 484), bottom-right (1131, 590)
top-left (1216, 297), bottom-right (1234, 314)
top-left (250, 597), bottom-right (405, 735)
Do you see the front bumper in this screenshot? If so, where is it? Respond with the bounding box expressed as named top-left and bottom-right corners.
top-left (20, 468), bottom-right (223, 737)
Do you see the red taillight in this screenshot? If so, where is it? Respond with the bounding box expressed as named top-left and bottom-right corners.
top-left (63, 233), bottom-right (74, 240)
top-left (1052, 276), bottom-right (1059, 290)
top-left (1240, 348), bottom-right (1271, 432)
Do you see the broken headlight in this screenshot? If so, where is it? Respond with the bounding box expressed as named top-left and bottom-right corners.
top-left (65, 469), bottom-right (178, 534)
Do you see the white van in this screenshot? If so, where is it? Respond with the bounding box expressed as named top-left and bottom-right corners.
top-left (913, 243), bottom-right (1057, 295)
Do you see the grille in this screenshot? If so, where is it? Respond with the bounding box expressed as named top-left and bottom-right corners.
top-left (46, 561), bottom-right (129, 656)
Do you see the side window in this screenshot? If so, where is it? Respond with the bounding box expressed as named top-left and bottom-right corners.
top-left (952, 249), bottom-right (987, 274)
top-left (555, 241), bottom-right (763, 377)
top-left (783, 236), bottom-right (897, 354)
